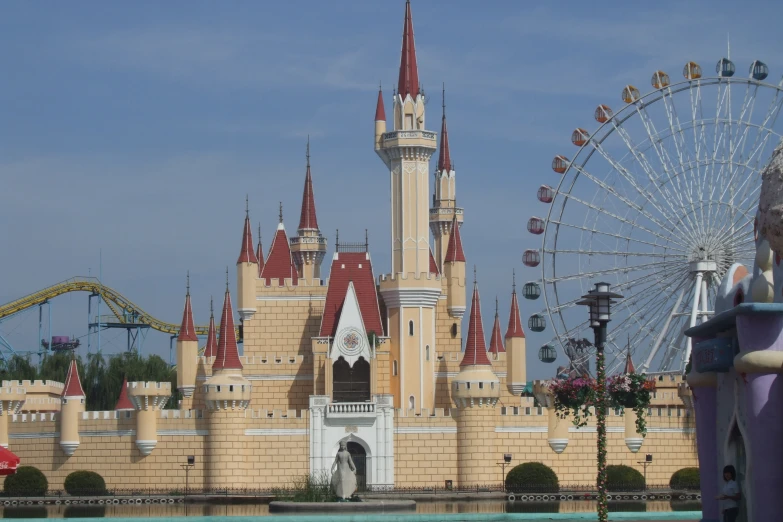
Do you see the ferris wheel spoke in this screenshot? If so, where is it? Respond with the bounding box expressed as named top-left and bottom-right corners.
top-left (545, 249), bottom-right (685, 259)
top-left (544, 259), bottom-right (684, 285)
top-left (548, 219), bottom-right (687, 252)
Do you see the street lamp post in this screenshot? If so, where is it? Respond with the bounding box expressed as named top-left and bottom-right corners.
top-left (180, 456), bottom-right (195, 502)
top-left (497, 453), bottom-right (512, 490)
top-left (578, 282), bottom-right (623, 522)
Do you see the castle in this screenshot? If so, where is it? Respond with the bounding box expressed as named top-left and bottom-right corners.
top-left (0, 1), bottom-right (696, 490)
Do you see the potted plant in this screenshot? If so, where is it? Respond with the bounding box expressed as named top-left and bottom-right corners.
top-left (548, 376), bottom-right (598, 428)
top-left (607, 373), bottom-right (655, 436)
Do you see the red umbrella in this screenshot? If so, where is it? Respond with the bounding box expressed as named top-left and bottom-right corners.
top-left (0, 447), bottom-right (20, 476)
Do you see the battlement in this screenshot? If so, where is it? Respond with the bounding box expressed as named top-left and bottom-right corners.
top-left (379, 272), bottom-right (442, 283)
top-left (128, 381), bottom-right (171, 392)
top-left (395, 407), bottom-right (453, 418)
top-left (257, 277), bottom-right (324, 289)
top-left (159, 409), bottom-right (204, 420)
top-left (81, 410), bottom-right (134, 421)
top-left (11, 412), bottom-right (58, 423)
top-left (2, 380), bottom-right (64, 392)
top-left (242, 354), bottom-right (306, 365)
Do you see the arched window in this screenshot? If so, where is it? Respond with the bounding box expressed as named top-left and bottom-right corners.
top-left (451, 323), bottom-right (458, 337)
top-left (409, 320), bottom-right (414, 336)
top-left (425, 345), bottom-right (430, 361)
top-left (393, 360), bottom-right (398, 376)
top-left (408, 396), bottom-right (415, 410)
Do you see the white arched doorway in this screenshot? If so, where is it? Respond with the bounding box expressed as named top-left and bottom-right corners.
top-left (332, 435), bottom-right (372, 491)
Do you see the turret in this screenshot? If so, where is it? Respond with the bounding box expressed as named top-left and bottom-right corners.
top-left (204, 279), bottom-right (252, 487)
top-left (203, 297), bottom-right (217, 359)
top-left (175, 273), bottom-right (198, 401)
top-left (59, 359), bottom-right (85, 456)
top-left (0, 384), bottom-right (25, 448)
top-left (430, 86), bottom-right (464, 270)
top-left (256, 224), bottom-right (265, 277)
top-left (236, 198), bottom-right (258, 321)
top-left (260, 204), bottom-right (299, 286)
top-left (374, 86), bottom-right (386, 150)
top-left (443, 215), bottom-right (466, 319)
top-left (505, 271), bottom-right (527, 395)
top-left (488, 297), bottom-right (505, 362)
top-left (290, 139), bottom-right (327, 284)
top-left (114, 377), bottom-right (134, 412)
top-left (453, 271), bottom-right (499, 485)
top-left (128, 381), bottom-right (171, 456)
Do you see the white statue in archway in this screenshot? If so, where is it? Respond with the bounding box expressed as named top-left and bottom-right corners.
top-left (330, 441), bottom-right (357, 500)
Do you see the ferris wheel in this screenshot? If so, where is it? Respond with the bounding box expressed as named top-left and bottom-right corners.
top-left (522, 57), bottom-right (783, 375)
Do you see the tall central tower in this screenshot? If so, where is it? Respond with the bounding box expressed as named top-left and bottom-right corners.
top-left (375, 0), bottom-right (440, 413)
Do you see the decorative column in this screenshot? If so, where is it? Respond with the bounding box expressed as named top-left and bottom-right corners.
top-left (624, 410), bottom-right (644, 453)
top-left (734, 311), bottom-right (783, 522)
top-left (686, 369), bottom-right (719, 522)
top-left (128, 381), bottom-right (171, 456)
top-left (534, 381), bottom-right (569, 453)
top-left (309, 396), bottom-right (328, 477)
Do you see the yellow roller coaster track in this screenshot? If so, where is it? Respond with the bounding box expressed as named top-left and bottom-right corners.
top-left (0, 276), bottom-right (237, 338)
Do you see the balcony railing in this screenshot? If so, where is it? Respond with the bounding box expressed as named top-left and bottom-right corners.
top-left (382, 130), bottom-right (437, 141)
top-left (327, 402), bottom-right (376, 416)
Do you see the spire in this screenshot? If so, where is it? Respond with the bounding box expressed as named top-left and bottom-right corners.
top-left (444, 216), bottom-right (466, 263)
top-left (177, 272), bottom-right (198, 342)
top-left (397, 0), bottom-right (420, 99)
top-left (461, 268), bottom-right (491, 367)
top-left (375, 84), bottom-right (386, 121)
top-left (489, 296), bottom-right (505, 354)
top-left (203, 296), bottom-right (217, 358)
top-left (505, 270), bottom-right (525, 339)
top-left (237, 199), bottom-right (258, 264)
top-left (213, 280), bottom-right (243, 371)
top-left (438, 84), bottom-right (452, 171)
top-left (256, 223), bottom-right (265, 277)
top-left (63, 359), bottom-right (85, 398)
top-left (114, 377), bottom-right (134, 411)
top-left (279, 202), bottom-right (284, 226)
top-left (624, 336), bottom-right (636, 374)
top-left (298, 137), bottom-right (319, 231)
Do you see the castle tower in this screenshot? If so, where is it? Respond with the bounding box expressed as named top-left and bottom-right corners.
top-left (176, 273), bottom-right (198, 402)
top-left (505, 272), bottom-right (527, 395)
top-left (430, 86), bottom-right (464, 270)
top-left (260, 204), bottom-right (298, 286)
top-left (204, 280), bottom-right (252, 488)
top-left (443, 215), bottom-right (467, 319)
top-left (290, 139), bottom-right (327, 284)
top-left (0, 384), bottom-right (25, 448)
top-left (128, 381), bottom-right (171, 456)
top-left (114, 377), bottom-right (134, 411)
top-left (453, 272), bottom-right (499, 485)
top-left (202, 297), bottom-right (217, 359)
top-left (377, 0), bottom-right (440, 413)
top-left (374, 86), bottom-right (386, 150)
top-left (59, 359), bottom-right (85, 456)
top-left (236, 199), bottom-right (259, 321)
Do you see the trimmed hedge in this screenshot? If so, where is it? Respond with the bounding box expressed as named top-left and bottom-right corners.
top-left (505, 462), bottom-right (559, 493)
top-left (3, 466), bottom-right (48, 497)
top-left (606, 464), bottom-right (645, 492)
top-left (670, 467), bottom-right (700, 490)
top-left (64, 470), bottom-right (107, 496)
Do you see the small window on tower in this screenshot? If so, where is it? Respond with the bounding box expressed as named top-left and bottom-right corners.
top-left (425, 345), bottom-right (430, 361)
top-left (451, 323), bottom-right (458, 337)
top-left (406, 114), bottom-right (414, 129)
top-left (409, 396), bottom-right (415, 410)
top-left (393, 360), bottom-right (398, 376)
top-left (409, 320), bottom-right (414, 336)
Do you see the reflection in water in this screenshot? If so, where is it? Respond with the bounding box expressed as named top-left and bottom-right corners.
top-left (0, 499), bottom-right (701, 518)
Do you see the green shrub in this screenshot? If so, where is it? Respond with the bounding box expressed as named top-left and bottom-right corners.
top-left (273, 472), bottom-right (336, 502)
top-left (64, 471), bottom-right (107, 496)
top-left (505, 462), bottom-right (559, 493)
top-left (4, 466), bottom-right (48, 497)
top-left (669, 467), bottom-right (700, 490)
top-left (606, 464), bottom-right (645, 492)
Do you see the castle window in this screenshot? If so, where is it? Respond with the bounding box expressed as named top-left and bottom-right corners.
top-left (409, 396), bottom-right (415, 410)
top-left (229, 386), bottom-right (234, 392)
top-left (647, 407), bottom-right (652, 416)
top-left (657, 407), bottom-right (663, 416)
top-left (393, 360), bottom-right (398, 376)
top-left (405, 114), bottom-right (414, 129)
top-left (425, 345), bottom-right (430, 361)
top-left (466, 382), bottom-right (471, 390)
top-left (536, 407), bottom-right (543, 415)
top-left (514, 407), bottom-right (520, 415)
top-left (500, 407), bottom-right (507, 415)
top-left (216, 386), bottom-right (221, 392)
top-left (409, 320), bottom-right (414, 336)
top-left (455, 383), bottom-right (459, 390)
top-left (451, 323), bottom-right (458, 337)
top-left (479, 382), bottom-right (484, 390)
top-left (490, 382), bottom-right (495, 389)
top-left (524, 407), bottom-right (530, 415)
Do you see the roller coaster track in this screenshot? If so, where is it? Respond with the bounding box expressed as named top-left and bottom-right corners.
top-left (0, 276), bottom-right (234, 337)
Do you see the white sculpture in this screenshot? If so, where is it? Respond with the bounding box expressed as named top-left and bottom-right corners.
top-left (330, 441), bottom-right (357, 500)
top-left (759, 140), bottom-right (783, 257)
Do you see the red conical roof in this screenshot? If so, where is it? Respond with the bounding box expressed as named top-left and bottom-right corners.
top-left (114, 377), bottom-right (134, 411)
top-left (261, 224), bottom-right (299, 286)
top-left (489, 298), bottom-right (505, 354)
top-left (203, 298), bottom-right (217, 358)
top-left (177, 283), bottom-right (198, 342)
top-left (298, 141), bottom-right (319, 231)
top-left (63, 359), bottom-right (85, 398)
top-left (444, 216), bottom-right (466, 263)
top-left (237, 212), bottom-right (258, 265)
top-left (438, 96), bottom-right (452, 171)
top-left (212, 288), bottom-right (243, 371)
top-left (461, 277), bottom-right (491, 367)
top-left (397, 0), bottom-right (420, 99)
top-left (256, 225), bottom-right (265, 277)
top-left (624, 342), bottom-right (635, 374)
top-left (375, 88), bottom-right (386, 121)
top-left (429, 248), bottom-right (440, 276)
top-left (505, 275), bottom-right (525, 339)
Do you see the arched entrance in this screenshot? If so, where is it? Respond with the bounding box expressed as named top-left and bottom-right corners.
top-left (333, 356), bottom-right (370, 403)
top-left (727, 422), bottom-right (748, 522)
top-left (347, 441), bottom-right (367, 491)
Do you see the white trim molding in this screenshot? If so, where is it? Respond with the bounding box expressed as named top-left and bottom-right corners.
top-left (256, 296), bottom-right (326, 301)
top-left (394, 426), bottom-right (457, 435)
top-left (80, 430), bottom-right (135, 437)
top-left (10, 432), bottom-right (59, 439)
top-left (157, 429), bottom-right (207, 437)
top-left (495, 426), bottom-right (547, 433)
top-left (245, 428), bottom-right (308, 436)
top-left (379, 288), bottom-right (441, 308)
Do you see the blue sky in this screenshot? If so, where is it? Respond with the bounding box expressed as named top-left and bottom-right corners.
top-left (1, 0), bottom-right (782, 378)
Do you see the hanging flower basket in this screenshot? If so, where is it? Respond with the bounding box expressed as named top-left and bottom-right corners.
top-left (548, 377), bottom-right (598, 428)
top-left (607, 373), bottom-right (656, 436)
